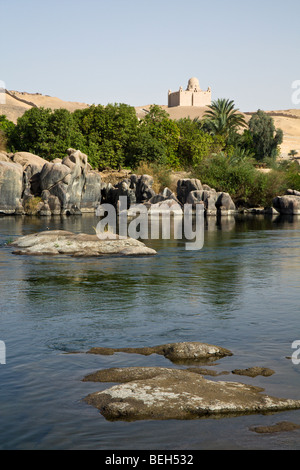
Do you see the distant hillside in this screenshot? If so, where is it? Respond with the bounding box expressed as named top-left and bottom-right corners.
top-left (0, 90), bottom-right (89, 123)
top-left (1, 90), bottom-right (300, 158)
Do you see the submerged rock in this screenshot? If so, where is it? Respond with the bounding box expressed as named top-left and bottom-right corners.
top-left (83, 366), bottom-right (230, 383)
top-left (10, 230), bottom-right (157, 257)
top-left (86, 342), bottom-right (233, 364)
top-left (249, 421), bottom-right (300, 434)
top-left (83, 367), bottom-right (300, 421)
top-left (232, 367), bottom-right (275, 377)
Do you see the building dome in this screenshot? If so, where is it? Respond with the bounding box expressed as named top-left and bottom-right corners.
top-left (187, 77), bottom-right (201, 91)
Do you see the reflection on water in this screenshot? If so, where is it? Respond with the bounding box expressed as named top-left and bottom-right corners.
top-left (1, 213), bottom-right (300, 449)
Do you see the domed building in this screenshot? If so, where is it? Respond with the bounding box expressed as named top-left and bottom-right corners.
top-left (168, 77), bottom-right (211, 108)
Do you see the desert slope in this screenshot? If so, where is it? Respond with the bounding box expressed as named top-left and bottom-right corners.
top-left (0, 90), bottom-right (89, 123)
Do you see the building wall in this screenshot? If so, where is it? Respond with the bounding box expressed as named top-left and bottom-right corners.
top-left (168, 86), bottom-right (211, 108)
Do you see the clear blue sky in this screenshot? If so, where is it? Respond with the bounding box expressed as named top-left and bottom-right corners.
top-left (1, 0), bottom-right (300, 111)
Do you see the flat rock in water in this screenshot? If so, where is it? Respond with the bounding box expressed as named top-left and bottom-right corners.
top-left (86, 342), bottom-right (233, 364)
top-left (83, 367), bottom-right (300, 421)
top-left (232, 367), bottom-right (275, 377)
top-left (10, 230), bottom-right (157, 257)
top-left (249, 421), bottom-right (300, 434)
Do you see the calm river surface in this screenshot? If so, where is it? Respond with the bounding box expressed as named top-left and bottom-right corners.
top-left (1, 213), bottom-right (300, 450)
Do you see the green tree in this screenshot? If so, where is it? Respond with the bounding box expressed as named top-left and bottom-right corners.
top-left (8, 107), bottom-right (52, 156)
top-left (0, 115), bottom-right (15, 151)
top-left (73, 103), bottom-right (139, 169)
top-left (139, 105), bottom-right (180, 168)
top-left (288, 149), bottom-right (299, 158)
top-left (47, 108), bottom-right (76, 158)
top-left (248, 109), bottom-right (283, 162)
top-left (126, 131), bottom-right (167, 168)
top-left (176, 117), bottom-right (223, 168)
top-left (8, 107), bottom-right (76, 159)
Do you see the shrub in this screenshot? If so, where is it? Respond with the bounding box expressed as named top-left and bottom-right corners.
top-left (192, 153), bottom-right (295, 207)
top-left (135, 161), bottom-right (173, 194)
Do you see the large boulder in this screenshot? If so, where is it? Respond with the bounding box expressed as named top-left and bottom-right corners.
top-left (273, 195), bottom-right (300, 215)
top-left (0, 149), bottom-right (103, 216)
top-left (101, 174), bottom-right (156, 207)
top-left (131, 174), bottom-right (156, 203)
top-left (12, 151), bottom-right (48, 171)
top-left (0, 152), bottom-right (10, 162)
top-left (11, 151), bottom-right (48, 196)
top-left (39, 161), bottom-right (71, 190)
top-left (216, 192), bottom-right (236, 214)
top-left (177, 178), bottom-right (202, 204)
top-left (38, 149), bottom-right (99, 215)
top-left (81, 170), bottom-right (102, 212)
top-left (0, 161), bottom-right (23, 214)
top-left (186, 189), bottom-right (219, 214)
top-left (286, 189), bottom-right (300, 197)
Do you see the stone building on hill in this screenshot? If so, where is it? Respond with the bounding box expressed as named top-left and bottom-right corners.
top-left (168, 77), bottom-right (211, 108)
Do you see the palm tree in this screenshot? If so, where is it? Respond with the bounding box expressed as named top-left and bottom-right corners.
top-left (288, 149), bottom-right (298, 159)
top-left (202, 98), bottom-right (247, 139)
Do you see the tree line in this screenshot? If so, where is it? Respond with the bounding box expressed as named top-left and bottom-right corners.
top-left (0, 99), bottom-right (284, 170)
top-left (1, 98), bottom-right (300, 206)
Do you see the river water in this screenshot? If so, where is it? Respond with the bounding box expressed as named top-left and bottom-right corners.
top-left (0, 213), bottom-right (300, 450)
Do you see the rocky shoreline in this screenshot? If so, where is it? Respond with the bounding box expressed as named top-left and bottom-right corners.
top-left (1, 148), bottom-right (300, 218)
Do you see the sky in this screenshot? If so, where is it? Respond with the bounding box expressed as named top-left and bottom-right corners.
top-left (1, 0), bottom-right (300, 112)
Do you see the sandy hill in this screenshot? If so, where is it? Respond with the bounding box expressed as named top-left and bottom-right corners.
top-left (1, 90), bottom-right (300, 158)
top-left (1, 90), bottom-right (89, 123)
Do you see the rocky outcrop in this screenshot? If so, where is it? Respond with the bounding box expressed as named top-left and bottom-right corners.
top-left (286, 189), bottom-right (300, 197)
top-left (10, 230), bottom-right (157, 257)
top-left (0, 152), bottom-right (11, 162)
top-left (177, 178), bottom-right (203, 205)
top-left (83, 366), bottom-right (300, 421)
top-left (181, 184), bottom-right (236, 216)
top-left (0, 149), bottom-right (102, 216)
top-left (216, 191), bottom-right (236, 214)
top-left (38, 149), bottom-right (100, 215)
top-left (0, 148), bottom-right (239, 217)
top-left (0, 161), bottom-right (23, 214)
top-left (81, 170), bottom-right (102, 212)
top-left (273, 193), bottom-right (300, 215)
top-left (12, 151), bottom-right (48, 197)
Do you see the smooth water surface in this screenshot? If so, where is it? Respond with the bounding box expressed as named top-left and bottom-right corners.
top-left (1, 213), bottom-right (300, 450)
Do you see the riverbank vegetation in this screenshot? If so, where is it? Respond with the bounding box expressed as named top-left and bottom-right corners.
top-left (1, 99), bottom-right (299, 207)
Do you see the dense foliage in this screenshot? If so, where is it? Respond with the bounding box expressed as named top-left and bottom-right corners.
top-left (247, 109), bottom-right (283, 161)
top-left (2, 102), bottom-right (225, 170)
top-left (2, 98), bottom-right (298, 207)
top-left (0, 115), bottom-right (15, 151)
